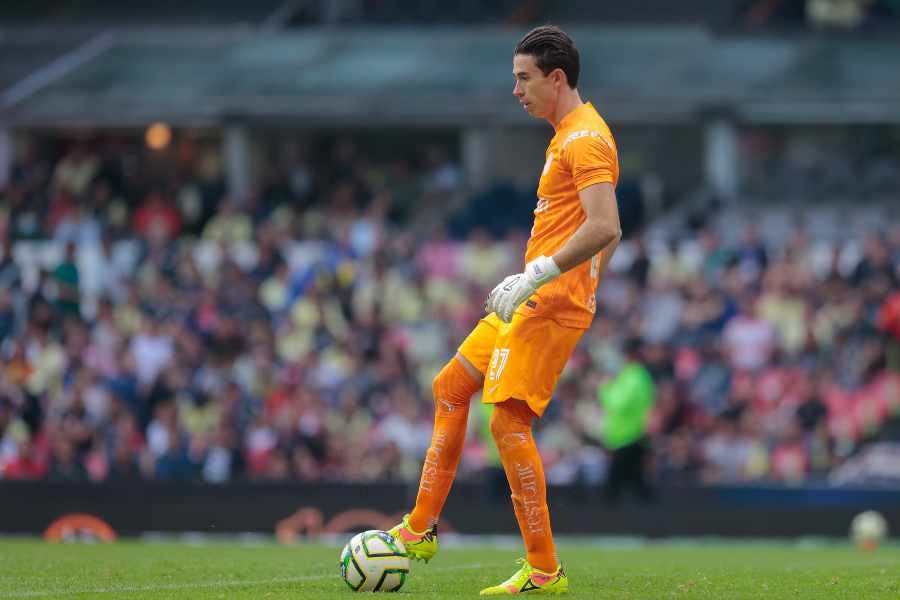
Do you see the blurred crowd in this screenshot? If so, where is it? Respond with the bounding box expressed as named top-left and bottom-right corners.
top-left (0, 134), bottom-right (898, 488)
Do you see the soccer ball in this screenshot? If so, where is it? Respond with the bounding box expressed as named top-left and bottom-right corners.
top-left (339, 530), bottom-right (410, 592)
top-left (850, 510), bottom-right (888, 551)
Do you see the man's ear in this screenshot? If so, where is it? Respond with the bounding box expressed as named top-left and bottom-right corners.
top-left (551, 68), bottom-right (566, 89)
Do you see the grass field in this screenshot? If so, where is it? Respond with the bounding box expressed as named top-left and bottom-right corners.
top-left (0, 537), bottom-right (898, 599)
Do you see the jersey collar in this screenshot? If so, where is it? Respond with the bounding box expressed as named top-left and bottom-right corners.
top-left (556, 101), bottom-right (594, 132)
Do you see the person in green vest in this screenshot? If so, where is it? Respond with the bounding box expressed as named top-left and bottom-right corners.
top-left (598, 337), bottom-right (655, 503)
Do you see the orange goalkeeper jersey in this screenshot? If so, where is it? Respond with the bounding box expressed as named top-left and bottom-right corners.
top-left (518, 101), bottom-right (619, 329)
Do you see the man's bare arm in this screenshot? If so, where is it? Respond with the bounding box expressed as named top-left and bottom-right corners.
top-left (485, 183), bottom-right (621, 322)
top-left (551, 182), bottom-right (622, 273)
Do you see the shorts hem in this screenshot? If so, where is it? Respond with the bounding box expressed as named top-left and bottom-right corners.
top-left (481, 392), bottom-right (550, 418)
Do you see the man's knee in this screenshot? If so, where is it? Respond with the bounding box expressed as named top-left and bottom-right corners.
top-left (454, 352), bottom-right (484, 383)
top-left (489, 399), bottom-right (534, 448)
top-left (432, 356), bottom-right (480, 415)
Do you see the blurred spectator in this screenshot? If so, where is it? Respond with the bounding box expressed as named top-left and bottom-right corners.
top-left (770, 422), bottom-right (810, 483)
top-left (53, 203), bottom-right (102, 245)
top-left (702, 413), bottom-right (758, 483)
top-left (627, 237), bottom-right (650, 289)
top-left (688, 338), bottom-right (733, 416)
top-left (599, 338), bottom-right (655, 503)
top-left (50, 145), bottom-right (99, 198)
top-left (723, 295), bottom-right (776, 372)
top-left (133, 189), bottom-right (182, 240)
top-left (51, 242), bottom-right (80, 318)
top-left (129, 317), bottom-right (174, 387)
top-left (202, 198), bottom-right (253, 243)
top-left (735, 224), bottom-right (768, 283)
top-left (757, 264), bottom-right (808, 356)
top-left (47, 437), bottom-right (88, 481)
top-left (423, 145), bottom-right (461, 194)
top-left (853, 233), bottom-right (896, 286)
top-left (878, 291), bottom-right (900, 371)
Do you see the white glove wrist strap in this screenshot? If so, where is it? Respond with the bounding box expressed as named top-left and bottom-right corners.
top-left (526, 255), bottom-right (561, 288)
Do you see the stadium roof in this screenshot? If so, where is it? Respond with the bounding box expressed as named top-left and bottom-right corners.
top-left (3, 26), bottom-right (900, 127)
top-left (0, 0), bottom-right (282, 26)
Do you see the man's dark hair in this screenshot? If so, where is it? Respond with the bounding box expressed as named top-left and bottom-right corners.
top-left (514, 25), bottom-right (580, 88)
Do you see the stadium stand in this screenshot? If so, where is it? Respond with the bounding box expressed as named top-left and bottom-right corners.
top-left (1, 131), bottom-right (897, 486)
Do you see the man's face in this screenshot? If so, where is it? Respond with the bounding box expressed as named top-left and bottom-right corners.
top-left (512, 54), bottom-right (559, 120)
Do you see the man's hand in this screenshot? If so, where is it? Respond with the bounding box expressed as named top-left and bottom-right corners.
top-left (484, 255), bottom-right (561, 323)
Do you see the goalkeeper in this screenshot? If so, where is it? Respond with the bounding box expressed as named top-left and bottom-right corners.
top-left (389, 25), bottom-right (622, 595)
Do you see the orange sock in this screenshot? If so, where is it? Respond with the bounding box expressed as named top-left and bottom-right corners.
top-left (490, 399), bottom-right (557, 573)
top-left (408, 357), bottom-right (480, 533)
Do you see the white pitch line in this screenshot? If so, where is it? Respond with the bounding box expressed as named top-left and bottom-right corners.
top-left (1, 562), bottom-right (494, 598)
top-left (1, 574), bottom-right (333, 598)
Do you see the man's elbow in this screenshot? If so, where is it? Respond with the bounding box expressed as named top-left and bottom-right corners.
top-left (595, 221), bottom-right (622, 247)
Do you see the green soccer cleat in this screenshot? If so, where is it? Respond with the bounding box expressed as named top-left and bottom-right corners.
top-left (387, 514), bottom-right (438, 563)
top-left (479, 558), bottom-right (568, 595)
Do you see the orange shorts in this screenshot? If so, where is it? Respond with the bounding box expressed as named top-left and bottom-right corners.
top-left (457, 312), bottom-right (584, 418)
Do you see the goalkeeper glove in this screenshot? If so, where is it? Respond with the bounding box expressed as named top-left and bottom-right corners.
top-left (484, 255), bottom-right (561, 323)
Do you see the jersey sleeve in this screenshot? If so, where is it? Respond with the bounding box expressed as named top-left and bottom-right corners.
top-left (562, 131), bottom-right (618, 191)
